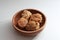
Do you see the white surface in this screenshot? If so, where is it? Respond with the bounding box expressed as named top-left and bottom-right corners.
top-left (0, 0), bottom-right (60, 40)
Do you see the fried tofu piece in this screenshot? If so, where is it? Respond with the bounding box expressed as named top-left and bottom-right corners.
top-left (26, 21), bottom-right (40, 31)
top-left (30, 13), bottom-right (42, 22)
top-left (22, 10), bottom-right (32, 19)
top-left (18, 18), bottom-right (28, 28)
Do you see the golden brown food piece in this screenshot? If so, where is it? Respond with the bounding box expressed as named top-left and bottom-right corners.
top-left (26, 21), bottom-right (36, 31)
top-left (26, 21), bottom-right (40, 31)
top-left (22, 10), bottom-right (32, 19)
top-left (30, 13), bottom-right (42, 22)
top-left (18, 18), bottom-right (28, 28)
top-left (35, 22), bottom-right (40, 30)
top-left (25, 25), bottom-right (31, 31)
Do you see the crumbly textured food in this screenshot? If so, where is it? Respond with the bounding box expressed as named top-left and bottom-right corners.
top-left (18, 10), bottom-right (42, 31)
top-left (30, 13), bottom-right (42, 22)
top-left (35, 22), bottom-right (40, 30)
top-left (26, 21), bottom-right (36, 31)
top-left (18, 18), bottom-right (28, 28)
top-left (26, 21), bottom-right (40, 31)
top-left (22, 10), bottom-right (32, 19)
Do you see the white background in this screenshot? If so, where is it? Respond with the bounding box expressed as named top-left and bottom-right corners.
top-left (0, 0), bottom-right (60, 40)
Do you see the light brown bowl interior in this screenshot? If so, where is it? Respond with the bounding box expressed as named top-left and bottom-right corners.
top-left (12, 9), bottom-right (46, 34)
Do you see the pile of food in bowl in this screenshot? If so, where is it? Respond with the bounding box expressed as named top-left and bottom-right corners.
top-left (17, 10), bottom-right (42, 31)
top-left (12, 9), bottom-right (46, 36)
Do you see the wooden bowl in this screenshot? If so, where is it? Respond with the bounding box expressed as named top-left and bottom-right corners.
top-left (12, 9), bottom-right (46, 36)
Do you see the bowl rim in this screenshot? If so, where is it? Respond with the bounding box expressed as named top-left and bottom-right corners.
top-left (12, 8), bottom-right (46, 33)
